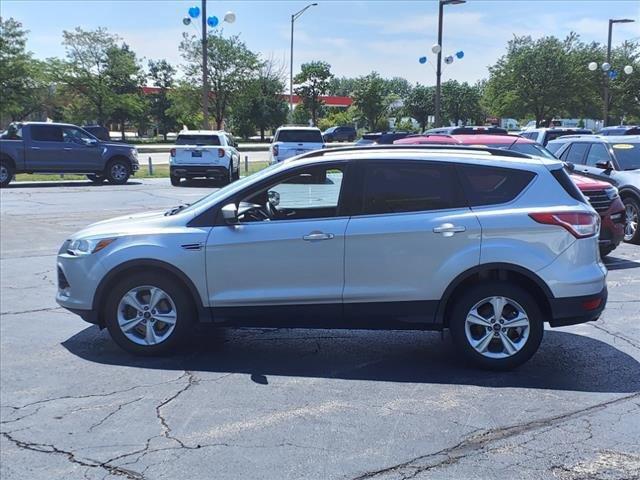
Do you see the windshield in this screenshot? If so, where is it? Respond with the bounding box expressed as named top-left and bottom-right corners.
top-left (612, 143), bottom-right (640, 170)
top-left (178, 162), bottom-right (285, 215)
top-left (276, 130), bottom-right (323, 143)
top-left (176, 134), bottom-right (221, 146)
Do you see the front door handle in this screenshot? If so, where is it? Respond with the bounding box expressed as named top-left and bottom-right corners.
top-left (433, 223), bottom-right (466, 237)
top-left (63, 147), bottom-right (72, 151)
top-left (303, 232), bottom-right (334, 241)
top-left (31, 147), bottom-right (41, 150)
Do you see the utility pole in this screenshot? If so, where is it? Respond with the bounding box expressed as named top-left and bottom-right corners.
top-left (201, 0), bottom-right (209, 129)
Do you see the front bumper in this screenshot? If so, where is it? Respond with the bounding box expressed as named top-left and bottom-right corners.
top-left (170, 165), bottom-right (229, 179)
top-left (599, 200), bottom-right (625, 249)
top-left (548, 286), bottom-right (608, 327)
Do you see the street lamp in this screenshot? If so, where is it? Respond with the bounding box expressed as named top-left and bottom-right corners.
top-left (182, 2), bottom-right (236, 129)
top-left (603, 18), bottom-right (635, 127)
top-left (290, 3), bottom-right (318, 115)
top-left (434, 0), bottom-right (466, 128)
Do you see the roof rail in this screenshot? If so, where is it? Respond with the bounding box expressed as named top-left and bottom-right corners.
top-left (294, 144), bottom-right (532, 160)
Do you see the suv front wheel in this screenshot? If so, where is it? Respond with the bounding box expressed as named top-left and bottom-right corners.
top-left (105, 159), bottom-right (131, 185)
top-left (104, 273), bottom-right (194, 355)
top-left (449, 282), bottom-right (543, 370)
top-left (623, 196), bottom-right (640, 244)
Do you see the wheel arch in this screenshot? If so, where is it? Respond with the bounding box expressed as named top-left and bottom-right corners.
top-left (105, 154), bottom-right (135, 170)
top-left (0, 152), bottom-right (16, 169)
top-left (93, 259), bottom-right (209, 327)
top-left (619, 186), bottom-right (640, 203)
top-left (437, 263), bottom-right (553, 327)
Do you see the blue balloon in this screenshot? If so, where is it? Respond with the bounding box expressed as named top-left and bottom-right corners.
top-left (609, 70), bottom-right (618, 79)
top-left (456, 50), bottom-right (464, 59)
top-left (188, 6), bottom-right (200, 18)
top-left (207, 15), bottom-right (219, 27)
top-left (419, 56), bottom-right (427, 64)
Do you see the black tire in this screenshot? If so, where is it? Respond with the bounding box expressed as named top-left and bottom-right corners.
top-left (220, 167), bottom-right (233, 186)
top-left (104, 272), bottom-right (195, 356)
top-left (170, 175), bottom-right (181, 186)
top-left (622, 196), bottom-right (640, 245)
top-left (449, 282), bottom-right (544, 370)
top-left (0, 160), bottom-right (14, 187)
top-left (233, 166), bottom-right (240, 181)
top-left (86, 174), bottom-right (104, 184)
top-left (599, 245), bottom-right (616, 258)
top-left (105, 159), bottom-right (131, 185)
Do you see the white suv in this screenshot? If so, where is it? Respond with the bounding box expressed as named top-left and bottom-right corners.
top-left (269, 126), bottom-right (325, 164)
top-left (56, 145), bottom-right (607, 369)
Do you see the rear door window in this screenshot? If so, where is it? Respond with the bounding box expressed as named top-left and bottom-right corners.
top-left (276, 129), bottom-right (323, 143)
top-left (456, 164), bottom-right (536, 206)
top-left (31, 125), bottom-right (63, 142)
top-left (561, 143), bottom-right (590, 164)
top-left (360, 161), bottom-right (465, 215)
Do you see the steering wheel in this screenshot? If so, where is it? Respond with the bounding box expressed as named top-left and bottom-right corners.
top-left (265, 200), bottom-right (280, 220)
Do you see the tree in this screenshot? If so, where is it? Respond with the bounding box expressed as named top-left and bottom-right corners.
top-left (148, 59), bottom-right (177, 140)
top-left (180, 31), bottom-right (260, 129)
top-left (442, 80), bottom-right (484, 126)
top-left (328, 76), bottom-right (357, 96)
top-left (166, 81), bottom-right (202, 130)
top-left (483, 35), bottom-right (577, 127)
top-left (352, 71), bottom-right (393, 130)
top-left (293, 61), bottom-right (333, 126)
top-left (404, 84), bottom-right (434, 131)
top-left (246, 60), bottom-right (288, 140)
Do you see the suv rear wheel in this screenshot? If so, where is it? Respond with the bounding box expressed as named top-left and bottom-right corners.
top-left (0, 160), bottom-right (14, 187)
top-left (623, 196), bottom-right (640, 244)
top-left (105, 159), bottom-right (131, 185)
top-left (104, 273), bottom-right (194, 355)
top-left (449, 282), bottom-right (543, 370)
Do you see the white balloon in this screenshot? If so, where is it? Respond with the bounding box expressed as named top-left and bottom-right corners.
top-left (588, 62), bottom-right (598, 71)
top-left (223, 11), bottom-right (236, 23)
top-left (431, 44), bottom-right (441, 54)
top-left (444, 55), bottom-right (454, 65)
top-left (601, 62), bottom-right (611, 72)
top-left (624, 65), bottom-right (633, 75)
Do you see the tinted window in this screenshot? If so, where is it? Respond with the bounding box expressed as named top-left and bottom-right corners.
top-left (62, 126), bottom-right (95, 145)
top-left (545, 142), bottom-right (564, 155)
top-left (31, 125), bottom-right (63, 142)
top-left (562, 143), bottom-right (590, 164)
top-left (176, 134), bottom-right (221, 145)
top-left (509, 143), bottom-right (556, 159)
top-left (612, 143), bottom-right (640, 170)
top-left (276, 129), bottom-right (323, 143)
top-left (362, 162), bottom-right (463, 215)
top-left (551, 168), bottom-right (587, 204)
top-left (585, 143), bottom-right (611, 166)
top-left (457, 164), bottom-right (536, 206)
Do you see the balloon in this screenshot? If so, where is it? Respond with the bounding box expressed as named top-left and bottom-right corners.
top-left (207, 15), bottom-right (219, 27)
top-left (224, 11), bottom-right (236, 23)
top-left (444, 55), bottom-right (454, 65)
top-left (624, 65), bottom-right (633, 75)
top-left (456, 50), bottom-right (464, 59)
top-left (601, 62), bottom-right (611, 71)
top-left (609, 70), bottom-right (618, 80)
top-left (588, 62), bottom-right (598, 71)
top-left (182, 16), bottom-right (192, 26)
top-left (419, 56), bottom-right (427, 64)
top-left (188, 6), bottom-right (200, 18)
top-left (431, 44), bottom-right (441, 54)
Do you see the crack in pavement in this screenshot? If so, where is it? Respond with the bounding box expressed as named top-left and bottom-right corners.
top-left (587, 323), bottom-right (640, 351)
top-left (351, 392), bottom-right (640, 480)
top-left (88, 397), bottom-right (144, 433)
top-left (0, 306), bottom-right (63, 316)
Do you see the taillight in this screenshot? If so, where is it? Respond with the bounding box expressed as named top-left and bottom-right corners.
top-left (529, 211), bottom-right (599, 238)
top-left (170, 148), bottom-right (176, 157)
top-left (218, 148), bottom-right (225, 158)
top-left (273, 145), bottom-right (279, 157)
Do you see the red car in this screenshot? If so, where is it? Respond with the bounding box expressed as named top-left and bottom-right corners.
top-left (395, 134), bottom-right (626, 257)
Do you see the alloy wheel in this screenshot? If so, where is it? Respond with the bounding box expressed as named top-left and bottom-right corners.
top-left (111, 163), bottom-right (128, 182)
top-left (0, 164), bottom-right (8, 183)
top-left (117, 286), bottom-right (178, 346)
top-left (464, 296), bottom-right (530, 359)
top-left (624, 203), bottom-right (638, 242)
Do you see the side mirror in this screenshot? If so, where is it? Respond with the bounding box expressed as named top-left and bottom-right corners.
top-left (84, 138), bottom-right (99, 147)
top-left (221, 203), bottom-right (238, 224)
top-left (564, 162), bottom-right (575, 172)
top-left (595, 160), bottom-right (614, 171)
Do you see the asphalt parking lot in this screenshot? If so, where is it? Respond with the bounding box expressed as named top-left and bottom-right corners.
top-left (1, 179), bottom-right (639, 480)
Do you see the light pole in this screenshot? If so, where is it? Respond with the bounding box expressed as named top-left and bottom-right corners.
top-left (290, 3), bottom-right (318, 116)
top-left (182, 2), bottom-right (236, 130)
top-left (603, 18), bottom-right (635, 127)
top-left (434, 0), bottom-right (465, 128)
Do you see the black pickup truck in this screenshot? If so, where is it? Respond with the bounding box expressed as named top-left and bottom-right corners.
top-left (0, 122), bottom-right (139, 187)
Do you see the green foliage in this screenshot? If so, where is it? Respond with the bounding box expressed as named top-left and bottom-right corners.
top-left (180, 31), bottom-right (260, 129)
top-left (317, 107), bottom-right (357, 131)
top-left (442, 80), bottom-right (485, 126)
top-left (148, 59), bottom-right (178, 140)
top-left (166, 81), bottom-right (202, 130)
top-left (351, 71), bottom-right (395, 130)
top-left (404, 84), bottom-right (434, 131)
top-left (294, 61), bottom-right (333, 126)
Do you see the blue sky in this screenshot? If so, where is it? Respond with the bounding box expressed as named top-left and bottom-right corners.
top-left (3, 0), bottom-right (639, 86)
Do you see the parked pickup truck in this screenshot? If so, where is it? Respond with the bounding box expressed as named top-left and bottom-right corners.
top-left (0, 122), bottom-right (139, 187)
top-left (169, 130), bottom-right (241, 186)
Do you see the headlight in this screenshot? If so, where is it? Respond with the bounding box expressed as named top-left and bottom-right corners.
top-left (605, 186), bottom-right (619, 200)
top-left (130, 148), bottom-right (139, 160)
top-left (67, 237), bottom-right (117, 256)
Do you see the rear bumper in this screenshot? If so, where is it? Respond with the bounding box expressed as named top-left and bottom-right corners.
top-left (170, 165), bottom-right (229, 178)
top-left (548, 286), bottom-right (608, 327)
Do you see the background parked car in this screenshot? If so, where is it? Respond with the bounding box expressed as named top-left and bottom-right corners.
top-left (354, 131), bottom-right (411, 145)
top-left (169, 130), bottom-right (240, 186)
top-left (548, 135), bottom-right (640, 244)
top-left (598, 125), bottom-right (640, 136)
top-left (425, 126), bottom-right (508, 135)
top-left (519, 127), bottom-right (592, 146)
top-left (323, 126), bottom-right (356, 142)
top-left (0, 122), bottom-right (139, 187)
top-left (396, 133), bottom-right (625, 256)
top-left (270, 126), bottom-right (325, 164)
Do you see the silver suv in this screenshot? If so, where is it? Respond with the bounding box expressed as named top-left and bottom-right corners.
top-left (56, 145), bottom-right (607, 369)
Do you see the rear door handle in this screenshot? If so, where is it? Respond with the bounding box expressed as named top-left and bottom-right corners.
top-left (63, 147), bottom-right (72, 151)
top-left (31, 147), bottom-right (41, 150)
top-left (303, 232), bottom-right (334, 241)
top-left (433, 223), bottom-right (466, 237)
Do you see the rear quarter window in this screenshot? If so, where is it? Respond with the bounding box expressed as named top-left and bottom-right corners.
top-left (456, 164), bottom-right (536, 206)
top-left (276, 130), bottom-right (323, 143)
